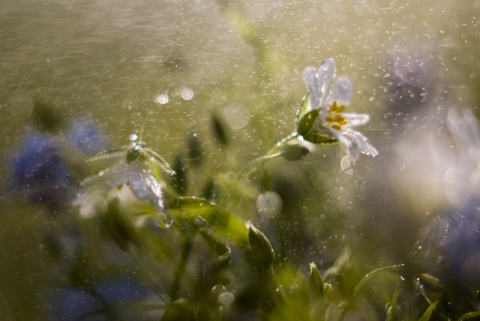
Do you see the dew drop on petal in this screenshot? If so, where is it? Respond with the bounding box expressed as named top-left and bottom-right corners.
top-left (343, 113), bottom-right (370, 127)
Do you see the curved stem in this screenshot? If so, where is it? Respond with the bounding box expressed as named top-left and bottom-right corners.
top-left (238, 152), bottom-right (283, 180)
top-left (237, 132), bottom-right (299, 180)
top-left (353, 264), bottom-right (405, 297)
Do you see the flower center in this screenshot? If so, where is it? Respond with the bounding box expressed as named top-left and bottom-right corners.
top-left (325, 101), bottom-right (348, 131)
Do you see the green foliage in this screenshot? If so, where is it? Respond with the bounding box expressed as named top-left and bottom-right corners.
top-left (168, 197), bottom-right (248, 245)
top-left (417, 301), bottom-right (438, 321)
top-left (210, 111), bottom-right (230, 147)
top-left (29, 12), bottom-right (479, 320)
top-left (60, 75), bottom-right (480, 321)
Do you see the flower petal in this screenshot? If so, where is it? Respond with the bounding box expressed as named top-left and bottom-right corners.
top-left (303, 67), bottom-right (319, 111)
top-left (328, 76), bottom-right (353, 105)
top-left (342, 129), bottom-right (378, 157)
top-left (317, 58), bottom-right (336, 102)
top-left (343, 113), bottom-right (370, 127)
top-left (302, 58), bottom-right (336, 113)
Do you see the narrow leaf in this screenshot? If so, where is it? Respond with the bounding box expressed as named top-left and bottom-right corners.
top-left (417, 301), bottom-right (438, 321)
top-left (308, 262), bottom-right (324, 299)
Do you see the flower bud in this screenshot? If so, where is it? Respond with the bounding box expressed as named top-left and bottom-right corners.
top-left (248, 222), bottom-right (275, 269)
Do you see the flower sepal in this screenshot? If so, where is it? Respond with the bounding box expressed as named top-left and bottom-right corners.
top-left (296, 106), bottom-right (339, 145)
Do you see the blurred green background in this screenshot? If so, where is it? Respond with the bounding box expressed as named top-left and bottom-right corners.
top-left (1, 0), bottom-right (479, 320)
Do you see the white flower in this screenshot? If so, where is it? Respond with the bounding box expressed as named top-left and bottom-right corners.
top-left (73, 139), bottom-right (170, 227)
top-left (297, 58), bottom-right (378, 172)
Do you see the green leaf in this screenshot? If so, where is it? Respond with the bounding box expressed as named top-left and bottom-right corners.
top-left (102, 198), bottom-right (139, 251)
top-left (168, 197), bottom-right (248, 245)
top-left (323, 283), bottom-right (332, 302)
top-left (198, 228), bottom-right (232, 279)
top-left (296, 109), bottom-right (320, 137)
top-left (296, 108), bottom-right (339, 145)
top-left (198, 227), bottom-right (231, 256)
top-left (210, 111), bottom-right (229, 146)
top-left (161, 300), bottom-right (194, 321)
top-left (171, 152), bottom-right (188, 195)
top-left (417, 301), bottom-right (438, 321)
top-left (295, 92), bottom-right (340, 145)
top-left (302, 130), bottom-right (338, 145)
top-left (353, 264), bottom-right (405, 297)
top-left (248, 223), bottom-right (275, 269)
top-left (295, 92), bottom-right (311, 126)
top-left (85, 147), bottom-right (128, 162)
top-left (31, 97), bottom-right (65, 134)
top-left (458, 311), bottom-right (480, 321)
top-left (187, 131), bottom-right (204, 167)
top-left (418, 273), bottom-right (442, 289)
top-left (308, 262), bottom-right (324, 299)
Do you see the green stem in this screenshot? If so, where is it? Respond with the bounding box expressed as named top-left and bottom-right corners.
top-left (238, 152), bottom-right (283, 179)
top-left (237, 132), bottom-right (299, 179)
top-left (169, 234), bottom-right (195, 301)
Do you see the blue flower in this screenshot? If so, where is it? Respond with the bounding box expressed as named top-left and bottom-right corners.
top-left (47, 277), bottom-right (156, 321)
top-left (9, 119), bottom-right (105, 206)
top-left (66, 119), bottom-right (106, 156)
top-left (10, 129), bottom-right (74, 205)
top-left (416, 108), bottom-right (480, 289)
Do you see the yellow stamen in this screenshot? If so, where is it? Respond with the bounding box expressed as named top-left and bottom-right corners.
top-left (331, 124), bottom-right (341, 131)
top-left (324, 101), bottom-right (349, 130)
top-left (329, 102), bottom-right (338, 111)
top-left (334, 114), bottom-right (345, 122)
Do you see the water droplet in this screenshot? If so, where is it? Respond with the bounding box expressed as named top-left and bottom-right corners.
top-left (155, 93), bottom-right (169, 105)
top-left (210, 88), bottom-right (228, 105)
top-left (340, 155), bottom-right (354, 175)
top-left (218, 292), bottom-right (234, 308)
top-left (256, 191), bottom-right (282, 218)
top-left (180, 87), bottom-right (194, 100)
top-left (223, 102), bottom-right (251, 130)
top-left (158, 213), bottom-right (173, 228)
top-left (211, 285), bottom-right (225, 293)
top-left (129, 133), bottom-right (138, 142)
